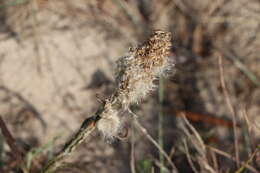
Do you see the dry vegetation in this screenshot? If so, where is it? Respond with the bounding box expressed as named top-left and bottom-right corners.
top-left (0, 0), bottom-right (259, 173)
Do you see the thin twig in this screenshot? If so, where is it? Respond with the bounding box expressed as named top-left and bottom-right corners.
top-left (235, 147), bottom-right (259, 173)
top-left (243, 108), bottom-right (260, 133)
top-left (218, 55), bottom-right (240, 168)
top-left (158, 76), bottom-right (165, 173)
top-left (210, 149), bottom-right (219, 172)
top-left (130, 128), bottom-right (136, 173)
top-left (242, 108), bottom-right (256, 154)
top-left (168, 146), bottom-right (175, 160)
top-left (129, 110), bottom-right (178, 173)
top-left (0, 115), bottom-right (28, 173)
top-left (207, 145), bottom-right (259, 173)
top-left (217, 47), bottom-right (260, 87)
top-left (181, 114), bottom-right (206, 153)
top-left (180, 115), bottom-right (217, 173)
top-left (32, 0), bottom-right (43, 75)
top-left (153, 158), bottom-right (171, 173)
top-left (0, 115), bottom-right (23, 163)
top-left (111, 0), bottom-right (143, 28)
top-left (152, 166), bottom-right (155, 173)
top-left (41, 112), bottom-right (102, 173)
top-left (183, 139), bottom-right (199, 173)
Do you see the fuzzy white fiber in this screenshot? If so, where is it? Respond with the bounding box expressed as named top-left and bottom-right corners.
top-left (97, 110), bottom-right (121, 139)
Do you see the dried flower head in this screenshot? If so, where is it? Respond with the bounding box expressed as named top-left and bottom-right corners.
top-left (97, 30), bottom-right (173, 139)
top-left (116, 30), bottom-right (172, 105)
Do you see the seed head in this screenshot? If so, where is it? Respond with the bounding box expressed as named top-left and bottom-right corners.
top-left (97, 30), bottom-right (173, 139)
top-left (116, 30), bottom-right (172, 105)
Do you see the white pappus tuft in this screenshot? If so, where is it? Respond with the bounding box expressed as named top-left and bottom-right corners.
top-left (96, 102), bottom-right (121, 139)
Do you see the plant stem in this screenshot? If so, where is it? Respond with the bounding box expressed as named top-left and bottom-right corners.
top-left (40, 109), bottom-right (103, 173)
top-left (158, 77), bottom-right (165, 173)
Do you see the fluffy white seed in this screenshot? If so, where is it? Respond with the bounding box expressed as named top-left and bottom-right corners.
top-left (97, 108), bottom-right (121, 139)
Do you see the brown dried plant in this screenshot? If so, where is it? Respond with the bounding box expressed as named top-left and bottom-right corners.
top-left (41, 30), bottom-right (173, 173)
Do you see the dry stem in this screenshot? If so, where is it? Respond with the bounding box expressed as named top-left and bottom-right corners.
top-left (41, 109), bottom-right (102, 173)
top-left (207, 145), bottom-right (259, 173)
top-left (0, 115), bottom-right (28, 173)
top-left (129, 109), bottom-right (178, 173)
top-left (218, 55), bottom-right (240, 168)
top-left (130, 128), bottom-right (136, 173)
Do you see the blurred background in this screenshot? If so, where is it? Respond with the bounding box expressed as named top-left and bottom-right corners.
top-left (0, 0), bottom-right (259, 172)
